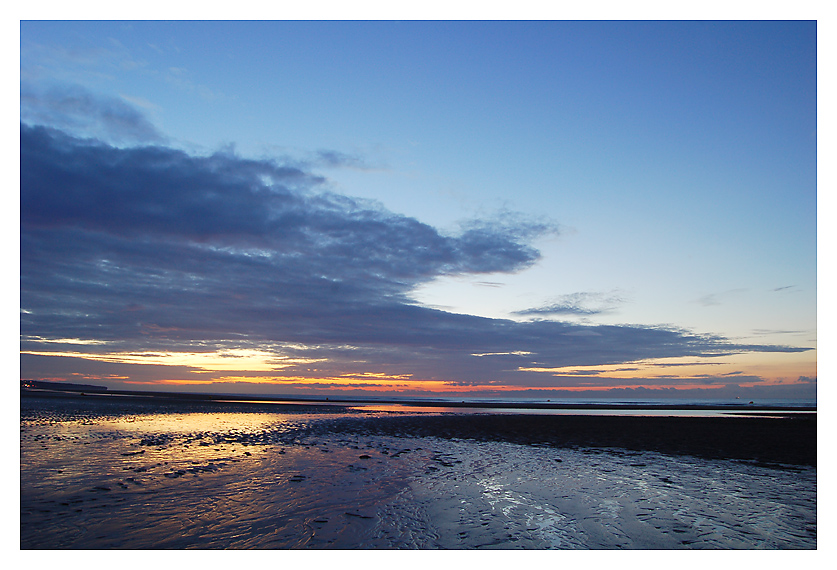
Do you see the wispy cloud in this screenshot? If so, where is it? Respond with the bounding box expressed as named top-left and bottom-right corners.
top-left (313, 149), bottom-right (370, 170)
top-left (163, 66), bottom-right (228, 102)
top-left (514, 291), bottom-right (626, 317)
top-left (750, 328), bottom-right (808, 337)
top-left (20, 84), bottom-right (165, 144)
top-left (697, 288), bottom-right (748, 307)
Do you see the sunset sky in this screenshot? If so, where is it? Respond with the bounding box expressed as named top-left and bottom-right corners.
top-left (19, 19), bottom-right (818, 400)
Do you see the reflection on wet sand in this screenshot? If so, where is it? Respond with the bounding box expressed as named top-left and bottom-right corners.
top-left (20, 395), bottom-right (816, 549)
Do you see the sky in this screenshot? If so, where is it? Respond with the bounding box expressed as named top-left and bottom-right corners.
top-left (18, 18), bottom-right (819, 400)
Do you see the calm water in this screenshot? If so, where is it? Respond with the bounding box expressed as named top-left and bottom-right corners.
top-left (141, 394), bottom-right (817, 418)
top-left (20, 394), bottom-right (816, 549)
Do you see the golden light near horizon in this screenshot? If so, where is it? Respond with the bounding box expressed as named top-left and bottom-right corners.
top-left (20, 348), bottom-right (325, 372)
top-left (137, 375), bottom-right (466, 393)
top-left (21, 345), bottom-right (815, 394)
top-left (22, 336), bottom-right (110, 346)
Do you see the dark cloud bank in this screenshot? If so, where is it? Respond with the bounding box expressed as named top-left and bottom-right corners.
top-left (20, 122), bottom-right (809, 391)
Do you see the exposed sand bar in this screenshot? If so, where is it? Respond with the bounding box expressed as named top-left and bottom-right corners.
top-left (298, 412), bottom-right (816, 467)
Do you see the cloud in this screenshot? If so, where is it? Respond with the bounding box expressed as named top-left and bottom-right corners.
top-left (20, 84), bottom-right (165, 144)
top-left (697, 288), bottom-right (748, 307)
top-left (314, 149), bottom-right (369, 169)
top-left (751, 329), bottom-right (807, 337)
top-left (20, 122), bottom-right (811, 389)
top-left (163, 66), bottom-right (227, 102)
top-left (515, 291), bottom-right (626, 317)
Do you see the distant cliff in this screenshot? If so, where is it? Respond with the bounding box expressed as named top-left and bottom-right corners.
top-left (21, 380), bottom-right (108, 393)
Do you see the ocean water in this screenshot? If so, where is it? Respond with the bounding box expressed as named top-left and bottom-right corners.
top-left (20, 394), bottom-right (816, 549)
top-left (157, 393), bottom-right (817, 417)
top-left (267, 395), bottom-right (817, 408)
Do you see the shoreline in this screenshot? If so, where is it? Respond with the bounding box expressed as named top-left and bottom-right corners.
top-left (22, 389), bottom-right (817, 467)
top-left (20, 386), bottom-right (816, 412)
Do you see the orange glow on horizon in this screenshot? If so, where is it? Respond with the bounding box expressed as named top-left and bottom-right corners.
top-left (115, 376), bottom-right (807, 394)
top-left (129, 376), bottom-right (472, 392)
top-left (518, 353), bottom-right (816, 385)
top-left (24, 347), bottom-right (815, 394)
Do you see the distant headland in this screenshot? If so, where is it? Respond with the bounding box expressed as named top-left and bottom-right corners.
top-left (21, 379), bottom-right (108, 393)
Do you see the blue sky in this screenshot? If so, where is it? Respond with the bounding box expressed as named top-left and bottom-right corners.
top-left (19, 19), bottom-right (818, 399)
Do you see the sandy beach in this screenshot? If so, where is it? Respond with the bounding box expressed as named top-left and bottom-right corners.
top-left (20, 391), bottom-right (816, 549)
top-left (302, 411), bottom-right (816, 467)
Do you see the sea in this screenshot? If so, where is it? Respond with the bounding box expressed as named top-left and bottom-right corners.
top-left (20, 391), bottom-right (816, 549)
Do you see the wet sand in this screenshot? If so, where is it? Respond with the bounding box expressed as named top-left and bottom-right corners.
top-left (20, 392), bottom-right (817, 549)
top-left (301, 412), bottom-right (816, 467)
top-left (21, 389), bottom-right (816, 466)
